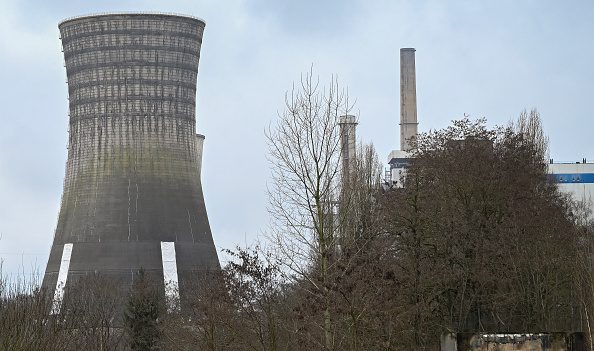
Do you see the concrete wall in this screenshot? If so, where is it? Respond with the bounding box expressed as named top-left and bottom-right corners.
top-left (549, 162), bottom-right (594, 206)
top-left (43, 13), bottom-right (219, 294)
top-left (441, 333), bottom-right (585, 351)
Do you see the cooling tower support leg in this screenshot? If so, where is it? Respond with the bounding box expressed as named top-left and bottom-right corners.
top-left (160, 241), bottom-right (180, 311)
top-left (51, 243), bottom-right (73, 315)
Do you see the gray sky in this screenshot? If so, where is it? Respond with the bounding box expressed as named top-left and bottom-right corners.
top-left (1, 0), bottom-right (593, 281)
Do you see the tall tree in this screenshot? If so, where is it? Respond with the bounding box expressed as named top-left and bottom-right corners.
top-left (125, 269), bottom-right (163, 351)
top-left (511, 108), bottom-right (549, 162)
top-left (266, 68), bottom-right (353, 349)
top-left (378, 118), bottom-right (577, 348)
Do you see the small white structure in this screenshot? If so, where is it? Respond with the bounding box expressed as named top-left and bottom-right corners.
top-left (196, 134), bottom-right (205, 177)
top-left (387, 150), bottom-right (411, 188)
top-left (51, 243), bottom-right (73, 315)
top-left (160, 241), bottom-right (180, 311)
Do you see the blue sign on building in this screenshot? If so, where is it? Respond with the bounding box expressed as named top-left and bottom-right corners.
top-left (549, 173), bottom-right (594, 184)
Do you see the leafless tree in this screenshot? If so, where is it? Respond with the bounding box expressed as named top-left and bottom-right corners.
top-left (266, 68), bottom-right (355, 349)
top-left (0, 273), bottom-right (128, 351)
top-left (62, 276), bottom-right (127, 350)
top-left (159, 271), bottom-right (241, 351)
top-left (511, 108), bottom-right (549, 162)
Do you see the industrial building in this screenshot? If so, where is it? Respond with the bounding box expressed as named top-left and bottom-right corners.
top-left (43, 13), bottom-right (219, 313)
top-left (548, 160), bottom-right (594, 206)
top-left (385, 48), bottom-right (591, 211)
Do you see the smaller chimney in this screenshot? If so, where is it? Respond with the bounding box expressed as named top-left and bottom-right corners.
top-left (400, 48), bottom-right (418, 151)
top-left (339, 115), bottom-right (358, 185)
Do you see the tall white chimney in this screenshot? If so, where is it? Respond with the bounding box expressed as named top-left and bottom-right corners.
top-left (400, 48), bottom-right (418, 151)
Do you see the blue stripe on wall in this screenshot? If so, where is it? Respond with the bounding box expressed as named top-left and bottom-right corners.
top-left (549, 173), bottom-right (594, 183)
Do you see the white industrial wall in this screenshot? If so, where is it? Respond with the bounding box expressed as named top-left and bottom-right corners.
top-left (548, 163), bottom-right (594, 205)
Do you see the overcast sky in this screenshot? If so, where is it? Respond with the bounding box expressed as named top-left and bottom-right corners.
top-left (1, 0), bottom-right (593, 281)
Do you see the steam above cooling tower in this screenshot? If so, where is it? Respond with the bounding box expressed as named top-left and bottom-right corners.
top-left (400, 48), bottom-right (418, 151)
top-left (43, 13), bottom-right (219, 309)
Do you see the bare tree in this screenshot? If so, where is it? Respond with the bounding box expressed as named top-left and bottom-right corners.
top-left (266, 68), bottom-right (354, 349)
top-left (61, 276), bottom-right (127, 351)
top-left (159, 271), bottom-right (241, 351)
top-left (511, 108), bottom-right (549, 162)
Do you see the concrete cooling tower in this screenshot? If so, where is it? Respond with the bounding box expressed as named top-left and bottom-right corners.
top-left (42, 13), bottom-right (219, 310)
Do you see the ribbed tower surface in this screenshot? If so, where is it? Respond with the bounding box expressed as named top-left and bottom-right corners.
top-left (43, 13), bottom-right (219, 294)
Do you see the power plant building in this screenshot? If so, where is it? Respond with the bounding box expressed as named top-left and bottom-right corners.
top-left (43, 13), bottom-right (219, 311)
top-left (385, 47), bottom-right (592, 211)
top-left (549, 160), bottom-right (594, 206)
